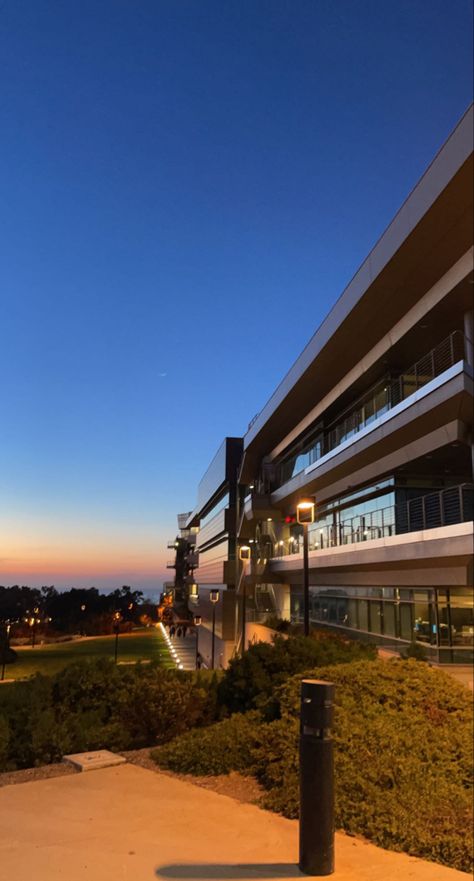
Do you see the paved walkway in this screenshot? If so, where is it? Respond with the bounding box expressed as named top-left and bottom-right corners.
top-left (0, 763), bottom-right (469, 881)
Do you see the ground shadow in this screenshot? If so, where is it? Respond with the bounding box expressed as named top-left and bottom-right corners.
top-left (155, 864), bottom-right (303, 879)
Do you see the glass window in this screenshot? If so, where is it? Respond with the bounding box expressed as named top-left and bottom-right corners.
top-left (383, 602), bottom-right (397, 637)
top-left (449, 589), bottom-right (474, 646)
top-left (358, 600), bottom-right (369, 632)
top-left (200, 493), bottom-right (229, 528)
top-left (399, 603), bottom-right (413, 640)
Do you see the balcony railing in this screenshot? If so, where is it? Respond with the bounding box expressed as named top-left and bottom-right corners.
top-left (166, 560), bottom-right (177, 568)
top-left (269, 484), bottom-right (473, 557)
top-left (274, 331), bottom-right (465, 489)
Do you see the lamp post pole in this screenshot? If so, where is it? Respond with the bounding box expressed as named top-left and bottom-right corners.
top-left (303, 522), bottom-right (309, 638)
top-left (1, 623), bottom-right (11, 682)
top-left (297, 501), bottom-right (315, 639)
top-left (113, 612), bottom-right (121, 664)
top-left (239, 546), bottom-right (251, 655)
top-left (193, 615), bottom-right (202, 668)
top-left (210, 590), bottom-right (219, 669)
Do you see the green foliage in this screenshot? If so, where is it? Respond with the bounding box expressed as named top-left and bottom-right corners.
top-left (218, 633), bottom-right (376, 718)
top-left (0, 659), bottom-right (218, 770)
top-left (153, 659), bottom-right (473, 873)
top-left (152, 711), bottom-right (265, 776)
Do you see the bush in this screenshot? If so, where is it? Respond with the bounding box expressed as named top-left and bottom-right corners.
top-left (218, 633), bottom-right (376, 718)
top-left (0, 660), bottom-right (219, 770)
top-left (153, 659), bottom-right (473, 873)
top-left (258, 660), bottom-right (474, 873)
top-left (152, 711), bottom-right (265, 776)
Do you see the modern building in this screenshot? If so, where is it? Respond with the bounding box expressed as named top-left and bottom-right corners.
top-left (171, 438), bottom-right (243, 668)
top-left (168, 106), bottom-right (474, 667)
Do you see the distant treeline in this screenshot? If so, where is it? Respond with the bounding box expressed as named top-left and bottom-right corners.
top-left (0, 585), bottom-right (158, 637)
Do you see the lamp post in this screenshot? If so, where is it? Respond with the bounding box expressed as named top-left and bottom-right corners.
top-left (113, 611), bottom-right (121, 664)
top-left (80, 604), bottom-right (86, 636)
top-left (193, 615), bottom-right (202, 668)
top-left (239, 545), bottom-right (251, 655)
top-left (1, 622), bottom-right (11, 682)
top-left (209, 590), bottom-right (219, 669)
top-left (297, 500), bottom-right (315, 637)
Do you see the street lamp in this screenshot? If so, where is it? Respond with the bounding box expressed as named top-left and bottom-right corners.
top-left (239, 545), bottom-right (251, 655)
top-left (1, 622), bottom-right (11, 681)
top-left (113, 611), bottom-right (122, 664)
top-left (297, 499), bottom-right (315, 637)
top-left (80, 604), bottom-right (86, 636)
top-left (209, 589), bottom-right (219, 669)
top-left (193, 615), bottom-right (202, 668)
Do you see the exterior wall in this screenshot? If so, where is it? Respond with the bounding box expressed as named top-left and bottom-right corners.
top-left (169, 110), bottom-right (474, 667)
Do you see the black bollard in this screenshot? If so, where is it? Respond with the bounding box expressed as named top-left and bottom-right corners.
top-left (299, 679), bottom-right (335, 876)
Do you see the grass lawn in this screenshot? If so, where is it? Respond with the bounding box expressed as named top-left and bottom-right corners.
top-left (6, 628), bottom-right (174, 679)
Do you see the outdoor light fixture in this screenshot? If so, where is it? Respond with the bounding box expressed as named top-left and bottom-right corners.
top-left (239, 545), bottom-right (251, 562)
top-left (189, 583), bottom-right (199, 598)
top-left (193, 615), bottom-right (202, 668)
top-left (113, 612), bottom-right (122, 664)
top-left (297, 498), bottom-right (316, 637)
top-left (209, 590), bottom-right (219, 669)
top-left (296, 500), bottom-right (315, 525)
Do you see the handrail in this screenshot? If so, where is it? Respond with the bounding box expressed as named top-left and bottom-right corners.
top-left (275, 331), bottom-right (465, 487)
top-left (268, 483), bottom-right (473, 558)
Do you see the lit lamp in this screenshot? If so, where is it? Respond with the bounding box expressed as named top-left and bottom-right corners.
top-left (113, 611), bottom-right (122, 664)
top-left (239, 546), bottom-right (251, 655)
top-left (193, 614), bottom-right (202, 669)
top-left (297, 499), bottom-right (315, 637)
top-left (209, 589), bottom-right (219, 669)
top-left (189, 582), bottom-right (199, 600)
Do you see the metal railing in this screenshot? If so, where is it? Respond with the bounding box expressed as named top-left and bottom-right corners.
top-left (166, 560), bottom-right (177, 568)
top-left (277, 331), bottom-right (465, 487)
top-left (269, 484), bottom-right (473, 557)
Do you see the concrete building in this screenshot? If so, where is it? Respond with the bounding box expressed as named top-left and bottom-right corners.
top-left (168, 106), bottom-right (474, 667)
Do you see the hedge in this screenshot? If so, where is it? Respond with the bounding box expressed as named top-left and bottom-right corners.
top-left (153, 659), bottom-right (473, 873)
top-left (0, 659), bottom-right (218, 770)
top-left (217, 632), bottom-right (376, 718)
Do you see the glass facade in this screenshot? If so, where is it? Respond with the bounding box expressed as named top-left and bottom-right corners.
top-left (290, 586), bottom-right (474, 663)
top-left (275, 331), bottom-right (464, 491)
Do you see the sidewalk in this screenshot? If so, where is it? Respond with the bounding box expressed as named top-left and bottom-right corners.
top-left (0, 763), bottom-right (469, 881)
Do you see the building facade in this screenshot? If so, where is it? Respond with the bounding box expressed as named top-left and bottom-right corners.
top-left (169, 438), bottom-right (243, 668)
top-left (168, 106), bottom-right (474, 667)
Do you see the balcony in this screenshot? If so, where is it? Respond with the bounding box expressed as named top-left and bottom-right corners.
top-left (167, 541), bottom-right (179, 549)
top-left (269, 484), bottom-right (473, 558)
top-left (166, 560), bottom-right (176, 569)
top-left (275, 332), bottom-right (466, 489)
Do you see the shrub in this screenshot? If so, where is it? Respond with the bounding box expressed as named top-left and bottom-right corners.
top-left (218, 633), bottom-right (376, 718)
top-left (153, 659), bottom-right (473, 873)
top-left (261, 660), bottom-right (474, 873)
top-left (152, 711), bottom-right (265, 776)
top-left (0, 660), bottom-right (219, 770)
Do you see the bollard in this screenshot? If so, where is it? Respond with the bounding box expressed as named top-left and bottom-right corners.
top-left (299, 679), bottom-right (335, 876)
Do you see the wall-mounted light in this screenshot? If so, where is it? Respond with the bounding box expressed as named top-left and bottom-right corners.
top-left (239, 545), bottom-right (251, 562)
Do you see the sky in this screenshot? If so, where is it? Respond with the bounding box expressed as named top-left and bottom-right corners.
top-left (0, 0), bottom-right (472, 594)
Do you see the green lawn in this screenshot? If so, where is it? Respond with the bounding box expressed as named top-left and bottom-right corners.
top-left (6, 628), bottom-right (174, 679)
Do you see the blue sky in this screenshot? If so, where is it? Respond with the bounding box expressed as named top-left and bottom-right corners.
top-left (0, 0), bottom-right (472, 592)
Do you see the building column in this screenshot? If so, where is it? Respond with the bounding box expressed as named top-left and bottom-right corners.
top-left (464, 309), bottom-right (474, 367)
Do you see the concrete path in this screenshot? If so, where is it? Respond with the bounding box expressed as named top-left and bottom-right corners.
top-left (0, 763), bottom-right (469, 881)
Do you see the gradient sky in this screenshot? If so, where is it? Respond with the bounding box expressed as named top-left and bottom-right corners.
top-left (0, 0), bottom-right (472, 594)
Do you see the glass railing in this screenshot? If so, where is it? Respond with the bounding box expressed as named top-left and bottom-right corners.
top-left (269, 484), bottom-right (473, 557)
top-left (277, 331), bottom-right (465, 488)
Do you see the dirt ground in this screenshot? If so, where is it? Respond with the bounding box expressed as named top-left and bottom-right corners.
top-left (0, 747), bottom-right (263, 804)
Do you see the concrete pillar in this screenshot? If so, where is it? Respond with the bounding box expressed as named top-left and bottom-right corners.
top-left (464, 309), bottom-right (474, 367)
